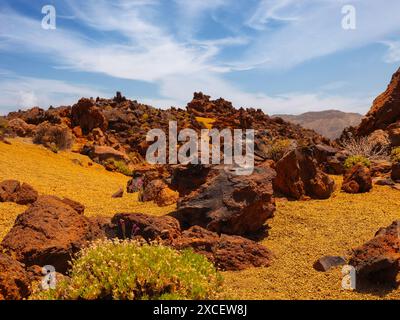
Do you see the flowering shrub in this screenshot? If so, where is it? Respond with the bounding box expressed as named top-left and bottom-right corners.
top-left (31, 239), bottom-right (222, 300)
top-left (390, 147), bottom-right (400, 164)
top-left (267, 138), bottom-right (295, 161)
top-left (344, 155), bottom-right (371, 170)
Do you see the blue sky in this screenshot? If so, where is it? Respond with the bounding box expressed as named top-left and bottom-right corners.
top-left (0, 0), bottom-right (399, 115)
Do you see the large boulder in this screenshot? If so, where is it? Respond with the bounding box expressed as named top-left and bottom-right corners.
top-left (342, 164), bottom-right (372, 194)
top-left (175, 166), bottom-right (276, 236)
top-left (273, 147), bottom-right (335, 200)
top-left (111, 213), bottom-right (181, 244)
top-left (0, 253), bottom-right (31, 300)
top-left (349, 221), bottom-right (400, 286)
top-left (1, 196), bottom-right (105, 273)
top-left (0, 180), bottom-right (38, 205)
top-left (71, 98), bottom-right (108, 134)
top-left (173, 226), bottom-right (273, 271)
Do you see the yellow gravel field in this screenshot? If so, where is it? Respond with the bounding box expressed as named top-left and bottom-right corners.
top-left (0, 138), bottom-right (175, 240)
top-left (0, 139), bottom-right (399, 299)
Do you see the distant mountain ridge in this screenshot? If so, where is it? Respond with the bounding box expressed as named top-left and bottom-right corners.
top-left (273, 110), bottom-right (363, 139)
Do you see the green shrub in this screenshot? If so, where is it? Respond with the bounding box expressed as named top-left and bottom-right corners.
top-left (104, 159), bottom-right (132, 176)
top-left (344, 155), bottom-right (371, 170)
top-left (31, 239), bottom-right (222, 300)
top-left (114, 160), bottom-right (132, 176)
top-left (390, 147), bottom-right (400, 164)
top-left (267, 139), bottom-right (295, 161)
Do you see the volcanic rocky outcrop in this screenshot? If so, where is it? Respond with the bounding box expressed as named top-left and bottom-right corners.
top-left (342, 68), bottom-right (400, 147)
top-left (273, 147), bottom-right (336, 200)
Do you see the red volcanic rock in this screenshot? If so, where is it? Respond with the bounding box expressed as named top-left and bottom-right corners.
top-left (14, 183), bottom-right (39, 205)
top-left (0, 253), bottom-right (31, 300)
top-left (1, 195), bottom-right (105, 273)
top-left (342, 164), bottom-right (372, 194)
top-left (0, 180), bottom-right (38, 205)
top-left (7, 118), bottom-right (36, 137)
top-left (112, 188), bottom-right (124, 198)
top-left (313, 255), bottom-right (346, 272)
top-left (83, 144), bottom-right (130, 163)
top-left (391, 163), bottom-right (400, 182)
top-left (176, 166), bottom-right (276, 236)
top-left (71, 98), bottom-right (108, 134)
top-left (349, 221), bottom-right (400, 285)
top-left (170, 164), bottom-right (213, 196)
top-left (126, 175), bottom-right (144, 193)
top-left (356, 68), bottom-right (400, 137)
top-left (139, 178), bottom-right (178, 207)
top-left (110, 213), bottom-right (273, 271)
top-left (60, 197), bottom-right (85, 215)
top-left (273, 147), bottom-right (335, 200)
top-left (7, 107), bottom-right (46, 125)
top-left (111, 213), bottom-right (181, 244)
top-left (0, 180), bottom-right (20, 202)
top-left (388, 122), bottom-right (400, 146)
top-left (173, 226), bottom-right (272, 271)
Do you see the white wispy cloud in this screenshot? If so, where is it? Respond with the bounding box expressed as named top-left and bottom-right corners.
top-left (0, 0), bottom-right (396, 115)
top-left (242, 0), bottom-right (400, 69)
top-left (382, 41), bottom-right (400, 63)
top-left (246, 0), bottom-right (300, 30)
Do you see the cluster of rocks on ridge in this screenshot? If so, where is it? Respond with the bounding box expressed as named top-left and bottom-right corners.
top-left (1, 91), bottom-right (327, 170)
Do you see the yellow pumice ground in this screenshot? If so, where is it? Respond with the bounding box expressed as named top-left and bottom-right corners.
top-left (0, 138), bottom-right (399, 300)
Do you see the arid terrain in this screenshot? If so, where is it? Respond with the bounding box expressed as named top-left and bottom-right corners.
top-left (1, 138), bottom-right (399, 300)
top-left (0, 68), bottom-right (400, 301)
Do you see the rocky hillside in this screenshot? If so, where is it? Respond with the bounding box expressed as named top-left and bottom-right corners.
top-left (274, 110), bottom-right (362, 139)
top-left (341, 67), bottom-right (400, 146)
top-left (2, 92), bottom-right (328, 171)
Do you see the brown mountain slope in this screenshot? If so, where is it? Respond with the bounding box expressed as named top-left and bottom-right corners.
top-left (274, 110), bottom-right (362, 139)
